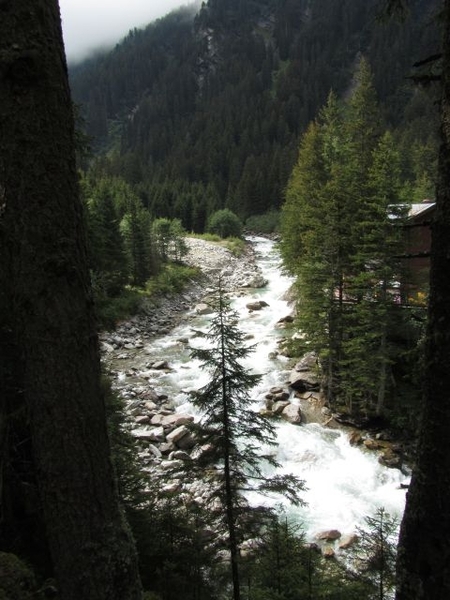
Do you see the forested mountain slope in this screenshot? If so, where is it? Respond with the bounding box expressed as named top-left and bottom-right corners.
top-left (70, 0), bottom-right (440, 229)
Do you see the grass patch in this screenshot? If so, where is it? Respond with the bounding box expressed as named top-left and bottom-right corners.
top-left (146, 263), bottom-right (200, 296)
top-left (96, 263), bottom-right (200, 329)
top-left (96, 287), bottom-right (145, 330)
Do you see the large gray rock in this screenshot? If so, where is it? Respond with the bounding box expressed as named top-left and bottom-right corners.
top-left (294, 352), bottom-right (318, 372)
top-left (166, 425), bottom-right (196, 449)
top-left (246, 300), bottom-right (269, 311)
top-left (316, 529), bottom-right (341, 541)
top-left (281, 403), bottom-right (302, 425)
top-left (241, 273), bottom-right (268, 288)
top-left (131, 426), bottom-right (165, 442)
top-left (151, 413), bottom-right (194, 428)
top-left (288, 369), bottom-right (319, 391)
top-left (195, 303), bottom-right (213, 315)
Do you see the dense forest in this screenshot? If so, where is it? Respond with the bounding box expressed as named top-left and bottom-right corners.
top-left (69, 0), bottom-right (441, 425)
top-left (2, 0), bottom-right (450, 599)
top-left (70, 0), bottom-right (440, 229)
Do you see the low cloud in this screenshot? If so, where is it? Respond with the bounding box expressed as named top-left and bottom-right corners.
top-left (59, 0), bottom-right (194, 63)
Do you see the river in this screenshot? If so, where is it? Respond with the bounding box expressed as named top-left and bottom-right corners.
top-left (114, 236), bottom-right (409, 545)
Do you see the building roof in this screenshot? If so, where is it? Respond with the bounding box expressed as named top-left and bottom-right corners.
top-left (408, 201), bottom-right (435, 219)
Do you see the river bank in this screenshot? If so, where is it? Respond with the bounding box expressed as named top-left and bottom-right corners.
top-left (100, 236), bottom-right (409, 550)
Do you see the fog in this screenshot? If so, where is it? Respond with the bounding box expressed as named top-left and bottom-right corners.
top-left (59, 0), bottom-right (196, 63)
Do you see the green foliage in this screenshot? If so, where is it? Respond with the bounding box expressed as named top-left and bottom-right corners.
top-left (245, 209), bottom-right (280, 234)
top-left (103, 377), bottom-right (217, 600)
top-left (187, 282), bottom-right (305, 598)
top-left (95, 287), bottom-right (144, 329)
top-left (245, 519), bottom-right (313, 600)
top-left (120, 194), bottom-right (154, 286)
top-left (0, 553), bottom-right (36, 600)
top-left (151, 218), bottom-right (188, 263)
top-left (244, 517), bottom-right (373, 600)
top-left (352, 508), bottom-right (398, 599)
top-left (280, 64), bottom-right (419, 415)
top-left (145, 263), bottom-right (199, 296)
top-left (84, 177), bottom-right (128, 297)
top-left (207, 209), bottom-right (243, 239)
top-left (69, 0), bottom-right (439, 228)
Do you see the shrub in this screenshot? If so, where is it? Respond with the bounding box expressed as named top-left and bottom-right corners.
top-left (245, 209), bottom-right (280, 234)
top-left (207, 209), bottom-right (243, 239)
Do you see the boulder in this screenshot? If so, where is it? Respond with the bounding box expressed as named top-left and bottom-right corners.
top-left (316, 529), bottom-right (341, 542)
top-left (269, 386), bottom-right (284, 395)
top-left (272, 400), bottom-right (290, 415)
top-left (379, 448), bottom-right (402, 469)
top-left (322, 546), bottom-right (335, 558)
top-left (167, 425), bottom-right (196, 450)
top-left (166, 425), bottom-right (191, 444)
top-left (348, 431), bottom-right (363, 446)
top-left (131, 427), bottom-right (165, 443)
top-left (273, 390), bottom-right (290, 401)
top-left (338, 534), bottom-right (359, 549)
top-left (135, 415), bottom-right (150, 424)
top-left (195, 303), bottom-right (213, 315)
top-left (148, 444), bottom-right (162, 459)
top-left (246, 299), bottom-right (269, 310)
top-left (170, 450), bottom-right (192, 461)
top-left (364, 438), bottom-right (382, 450)
top-left (101, 341), bottom-right (115, 353)
top-left (294, 352), bottom-right (318, 372)
top-left (281, 403), bottom-right (302, 425)
top-left (288, 369), bottom-right (319, 392)
top-left (152, 360), bottom-right (170, 370)
top-left (282, 314), bottom-right (295, 323)
top-left (152, 413), bottom-right (194, 428)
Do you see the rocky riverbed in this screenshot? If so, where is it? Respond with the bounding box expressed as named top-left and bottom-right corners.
top-left (99, 236), bottom-right (408, 555)
top-left (100, 239), bottom-right (316, 497)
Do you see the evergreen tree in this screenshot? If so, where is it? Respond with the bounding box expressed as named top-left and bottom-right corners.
top-left (340, 131), bottom-right (407, 414)
top-left (189, 282), bottom-right (304, 600)
top-left (245, 515), bottom-right (373, 600)
top-left (84, 178), bottom-right (128, 297)
top-left (280, 94), bottom-right (348, 402)
top-left (245, 518), bottom-right (314, 600)
top-left (121, 196), bottom-right (154, 286)
top-left (152, 217), bottom-right (188, 263)
top-left (354, 508), bottom-right (398, 600)
top-left (281, 67), bottom-right (414, 416)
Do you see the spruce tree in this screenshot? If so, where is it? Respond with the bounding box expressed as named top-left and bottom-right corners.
top-left (189, 282), bottom-right (304, 600)
top-left (354, 508), bottom-right (398, 600)
top-left (85, 178), bottom-right (128, 297)
top-left (280, 94), bottom-right (348, 402)
top-left (340, 131), bottom-right (407, 413)
top-left (121, 197), bottom-right (153, 286)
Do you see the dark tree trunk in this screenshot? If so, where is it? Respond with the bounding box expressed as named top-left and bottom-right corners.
top-left (0, 2), bottom-right (142, 599)
top-left (395, 1), bottom-right (450, 597)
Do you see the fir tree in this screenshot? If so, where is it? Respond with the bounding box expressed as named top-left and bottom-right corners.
top-left (84, 178), bottom-right (128, 297)
top-left (189, 281), bottom-right (304, 600)
top-left (121, 196), bottom-right (153, 286)
top-left (354, 508), bottom-right (398, 600)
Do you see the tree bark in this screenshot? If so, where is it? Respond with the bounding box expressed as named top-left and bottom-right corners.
top-left (395, 1), bottom-right (450, 597)
top-left (0, 2), bottom-right (142, 599)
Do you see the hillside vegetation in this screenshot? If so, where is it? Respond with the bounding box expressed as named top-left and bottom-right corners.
top-left (70, 0), bottom-right (440, 229)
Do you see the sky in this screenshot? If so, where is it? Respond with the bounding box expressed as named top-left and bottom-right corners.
top-left (59, 0), bottom-right (192, 63)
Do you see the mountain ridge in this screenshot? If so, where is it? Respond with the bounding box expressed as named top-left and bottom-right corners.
top-left (70, 0), bottom-right (440, 227)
